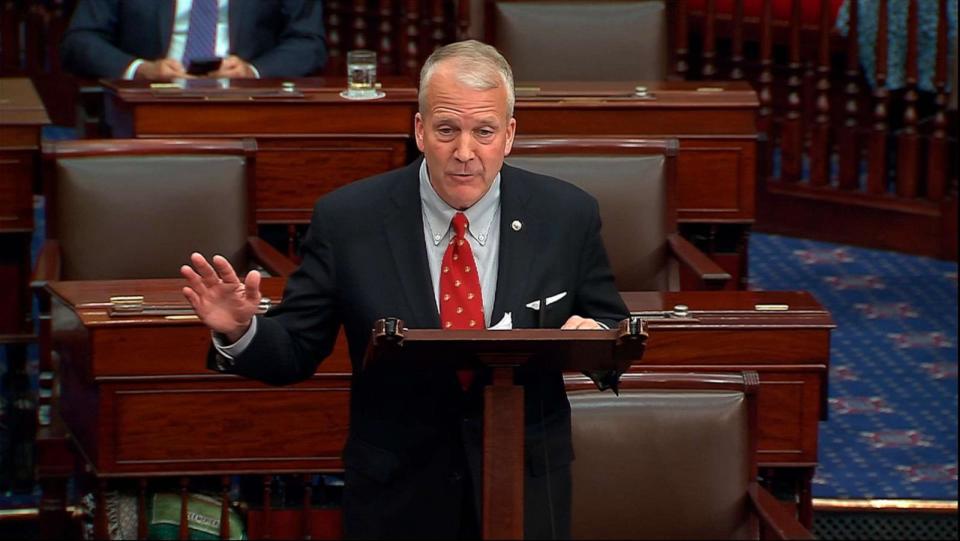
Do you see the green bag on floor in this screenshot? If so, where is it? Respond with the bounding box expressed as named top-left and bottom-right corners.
top-left (147, 492), bottom-right (246, 540)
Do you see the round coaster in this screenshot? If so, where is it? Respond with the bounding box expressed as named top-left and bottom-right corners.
top-left (339, 90), bottom-right (386, 100)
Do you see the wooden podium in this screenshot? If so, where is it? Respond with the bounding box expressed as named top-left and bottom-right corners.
top-left (364, 317), bottom-right (648, 539)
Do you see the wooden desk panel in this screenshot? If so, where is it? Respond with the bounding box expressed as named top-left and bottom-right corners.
top-left (48, 280), bottom-right (829, 530)
top-left (103, 79), bottom-right (757, 226)
top-left (621, 291), bottom-right (833, 465)
top-left (0, 78), bottom-right (49, 337)
top-left (50, 281), bottom-right (829, 473)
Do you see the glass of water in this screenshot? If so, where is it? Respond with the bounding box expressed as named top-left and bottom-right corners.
top-left (346, 49), bottom-right (377, 97)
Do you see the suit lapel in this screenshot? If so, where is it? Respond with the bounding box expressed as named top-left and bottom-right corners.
top-left (158, 0), bottom-right (174, 56)
top-left (384, 159), bottom-right (442, 329)
top-left (491, 165), bottom-right (541, 327)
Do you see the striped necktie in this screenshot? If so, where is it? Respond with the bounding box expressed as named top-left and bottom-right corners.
top-left (182, 0), bottom-right (218, 68)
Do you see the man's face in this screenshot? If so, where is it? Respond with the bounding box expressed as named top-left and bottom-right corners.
top-left (414, 63), bottom-right (516, 210)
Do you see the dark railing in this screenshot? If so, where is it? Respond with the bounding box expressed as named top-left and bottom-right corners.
top-left (681, 0), bottom-right (957, 259)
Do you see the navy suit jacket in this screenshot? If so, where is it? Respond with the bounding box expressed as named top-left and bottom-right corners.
top-left (61, 0), bottom-right (326, 79)
top-left (211, 159), bottom-right (628, 538)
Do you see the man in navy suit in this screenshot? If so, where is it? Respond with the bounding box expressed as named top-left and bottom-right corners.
top-left (61, 0), bottom-right (325, 80)
top-left (181, 40), bottom-right (627, 539)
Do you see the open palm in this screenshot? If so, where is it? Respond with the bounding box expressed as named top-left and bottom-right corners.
top-left (181, 252), bottom-right (262, 342)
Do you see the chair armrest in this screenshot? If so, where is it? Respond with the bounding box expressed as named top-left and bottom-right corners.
top-left (666, 233), bottom-right (731, 290)
top-left (31, 240), bottom-right (62, 288)
top-left (247, 236), bottom-right (297, 278)
top-left (748, 484), bottom-right (814, 540)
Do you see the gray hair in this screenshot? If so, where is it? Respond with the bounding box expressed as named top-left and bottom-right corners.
top-left (418, 40), bottom-right (515, 117)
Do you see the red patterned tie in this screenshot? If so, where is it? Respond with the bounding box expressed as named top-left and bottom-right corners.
top-left (439, 212), bottom-right (485, 390)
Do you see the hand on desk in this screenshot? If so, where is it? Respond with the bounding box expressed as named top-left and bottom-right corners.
top-left (135, 59), bottom-right (190, 80)
top-left (210, 55), bottom-right (256, 78)
top-left (181, 253), bottom-right (262, 343)
top-left (561, 315), bottom-right (604, 329)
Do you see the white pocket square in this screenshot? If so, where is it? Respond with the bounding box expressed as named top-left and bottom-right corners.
top-left (489, 312), bottom-right (513, 330)
top-left (525, 291), bottom-right (567, 311)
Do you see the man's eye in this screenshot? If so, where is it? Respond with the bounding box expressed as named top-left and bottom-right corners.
top-left (437, 127), bottom-right (455, 136)
top-left (477, 129), bottom-right (494, 137)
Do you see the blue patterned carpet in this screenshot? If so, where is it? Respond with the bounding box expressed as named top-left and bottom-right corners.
top-left (1, 218), bottom-right (957, 506)
top-left (749, 233), bottom-right (958, 501)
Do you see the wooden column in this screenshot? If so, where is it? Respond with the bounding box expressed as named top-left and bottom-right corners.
top-left (402, 0), bottom-right (421, 76)
top-left (458, 0), bottom-right (471, 39)
top-left (352, 0), bottom-right (369, 49)
top-left (757, 0), bottom-right (774, 182)
top-left (179, 477), bottom-right (190, 540)
top-left (837, 0), bottom-right (861, 190)
top-left (730, 0), bottom-right (745, 80)
top-left (895, 0), bottom-right (919, 198)
top-left (808, 0), bottom-right (833, 186)
top-left (702, 0), bottom-right (717, 79)
top-left (138, 478), bottom-right (149, 540)
top-left (927, 0), bottom-right (949, 201)
top-left (780, 0), bottom-right (804, 182)
top-left (867, 0), bottom-right (890, 194)
top-left (326, 1), bottom-right (343, 73)
top-left (378, 0), bottom-right (395, 75)
top-left (430, 0), bottom-right (446, 52)
top-left (674, 0), bottom-right (689, 79)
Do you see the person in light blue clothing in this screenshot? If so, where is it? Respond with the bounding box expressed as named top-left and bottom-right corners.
top-left (835, 0), bottom-right (956, 93)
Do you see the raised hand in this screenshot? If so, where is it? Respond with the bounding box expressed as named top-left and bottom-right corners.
top-left (181, 253), bottom-right (262, 343)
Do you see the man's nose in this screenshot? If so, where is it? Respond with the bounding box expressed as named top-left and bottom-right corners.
top-left (453, 132), bottom-right (475, 162)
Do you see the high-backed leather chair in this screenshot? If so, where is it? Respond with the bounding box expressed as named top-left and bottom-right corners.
top-left (32, 139), bottom-right (294, 539)
top-left (486, 0), bottom-right (670, 81)
top-left (507, 137), bottom-right (730, 290)
top-left (564, 371), bottom-right (813, 540)
top-left (36, 138), bottom-right (293, 281)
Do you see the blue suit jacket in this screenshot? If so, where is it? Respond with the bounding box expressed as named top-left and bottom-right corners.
top-left (61, 0), bottom-right (326, 78)
top-left (210, 159), bottom-right (628, 538)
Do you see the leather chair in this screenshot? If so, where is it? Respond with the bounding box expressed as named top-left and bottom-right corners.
top-left (486, 0), bottom-right (670, 81)
top-left (564, 371), bottom-right (814, 540)
top-left (507, 137), bottom-right (731, 290)
top-left (35, 138), bottom-right (293, 281)
top-left (31, 138), bottom-right (294, 539)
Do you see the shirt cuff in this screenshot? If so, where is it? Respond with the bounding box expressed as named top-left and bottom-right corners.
top-left (212, 317), bottom-right (258, 360)
top-left (249, 64), bottom-right (261, 78)
top-left (123, 59), bottom-right (145, 80)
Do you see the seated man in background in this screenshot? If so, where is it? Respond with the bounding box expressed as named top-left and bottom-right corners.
top-left (181, 40), bottom-right (627, 539)
top-left (61, 0), bottom-right (326, 80)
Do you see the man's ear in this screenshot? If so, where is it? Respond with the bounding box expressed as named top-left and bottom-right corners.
top-left (503, 117), bottom-right (517, 156)
top-left (414, 112), bottom-right (426, 152)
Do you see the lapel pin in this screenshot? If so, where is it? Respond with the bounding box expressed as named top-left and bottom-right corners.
top-left (511, 220), bottom-right (522, 231)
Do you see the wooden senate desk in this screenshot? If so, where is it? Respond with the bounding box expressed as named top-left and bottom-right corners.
top-left (0, 78), bottom-right (48, 493)
top-left (46, 279), bottom-right (830, 532)
top-left (101, 78), bottom-right (758, 287)
top-left (0, 78), bottom-right (48, 342)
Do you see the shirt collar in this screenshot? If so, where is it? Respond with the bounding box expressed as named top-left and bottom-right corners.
top-left (419, 159), bottom-right (500, 246)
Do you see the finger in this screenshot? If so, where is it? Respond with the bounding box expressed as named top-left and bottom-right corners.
top-left (191, 252), bottom-right (222, 287)
top-left (243, 270), bottom-right (262, 302)
top-left (181, 286), bottom-right (203, 312)
top-left (180, 263), bottom-right (207, 295)
top-left (576, 318), bottom-right (601, 330)
top-left (211, 254), bottom-right (241, 284)
top-left (561, 315), bottom-right (585, 330)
